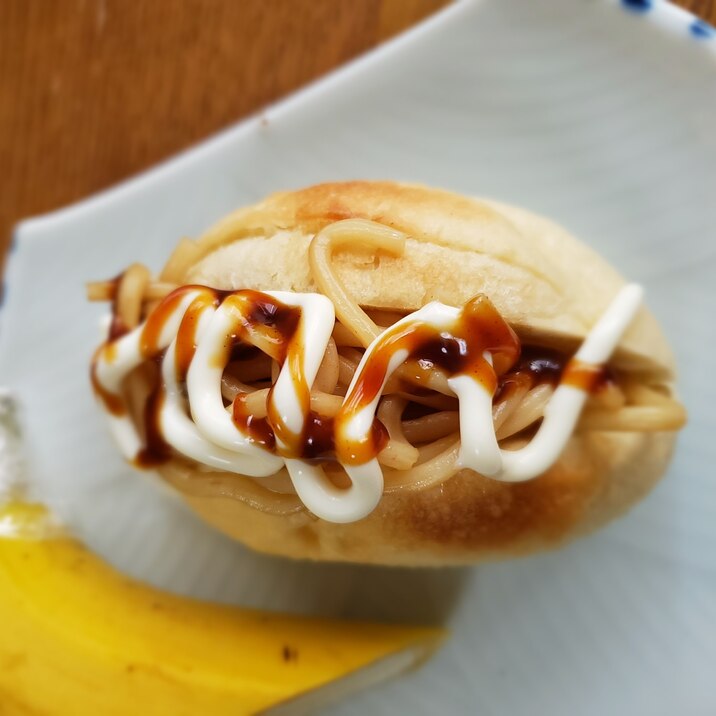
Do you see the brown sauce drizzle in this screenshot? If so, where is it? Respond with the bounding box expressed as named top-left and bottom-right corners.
top-left (224, 295), bottom-right (388, 463)
top-left (345, 295), bottom-right (519, 414)
top-left (92, 284), bottom-right (613, 471)
top-left (229, 344), bottom-right (261, 362)
top-left (562, 358), bottom-right (608, 393)
top-left (301, 413), bottom-right (388, 464)
top-left (300, 413), bottom-right (338, 461)
top-left (174, 291), bottom-right (220, 382)
top-left (134, 375), bottom-right (173, 468)
top-left (140, 285), bottom-right (202, 357)
top-left (494, 347), bottom-right (610, 398)
top-left (231, 399), bottom-right (388, 465)
top-left (334, 294), bottom-right (520, 465)
top-left (330, 416), bottom-right (389, 466)
top-left (511, 347), bottom-right (564, 384)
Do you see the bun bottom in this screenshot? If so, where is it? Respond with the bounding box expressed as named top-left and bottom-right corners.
top-left (163, 430), bottom-right (675, 566)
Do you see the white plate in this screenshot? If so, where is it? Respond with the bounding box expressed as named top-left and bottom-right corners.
top-left (2, 0), bottom-right (715, 713)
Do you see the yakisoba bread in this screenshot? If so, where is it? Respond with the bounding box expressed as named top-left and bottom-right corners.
top-left (88, 182), bottom-right (686, 565)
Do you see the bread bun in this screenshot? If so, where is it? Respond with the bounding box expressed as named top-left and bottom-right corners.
top-left (145, 181), bottom-right (681, 565)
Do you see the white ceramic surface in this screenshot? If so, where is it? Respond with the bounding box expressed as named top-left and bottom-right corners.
top-left (2, 0), bottom-right (715, 713)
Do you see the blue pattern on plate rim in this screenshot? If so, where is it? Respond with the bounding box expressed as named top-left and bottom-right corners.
top-left (619, 0), bottom-right (716, 42)
top-left (621, 0), bottom-right (653, 13)
top-left (690, 18), bottom-right (716, 39)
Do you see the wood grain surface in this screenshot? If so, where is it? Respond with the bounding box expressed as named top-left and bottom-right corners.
top-left (1, 0), bottom-right (713, 270)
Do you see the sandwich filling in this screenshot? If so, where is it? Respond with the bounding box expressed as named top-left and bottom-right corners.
top-left (89, 220), bottom-right (685, 523)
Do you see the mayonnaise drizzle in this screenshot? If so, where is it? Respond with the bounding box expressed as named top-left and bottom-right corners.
top-left (92, 284), bottom-right (642, 523)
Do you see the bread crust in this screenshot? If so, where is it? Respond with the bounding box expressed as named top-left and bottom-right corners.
top-left (173, 430), bottom-right (674, 565)
top-left (186, 181), bottom-right (674, 374)
top-left (155, 181), bottom-right (678, 565)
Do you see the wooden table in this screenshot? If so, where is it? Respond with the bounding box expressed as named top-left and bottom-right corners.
top-left (1, 0), bottom-right (713, 270)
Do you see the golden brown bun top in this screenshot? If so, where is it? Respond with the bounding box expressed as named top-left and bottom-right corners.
top-left (185, 181), bottom-right (675, 375)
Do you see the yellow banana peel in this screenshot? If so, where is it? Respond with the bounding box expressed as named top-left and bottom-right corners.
top-left (0, 502), bottom-right (445, 715)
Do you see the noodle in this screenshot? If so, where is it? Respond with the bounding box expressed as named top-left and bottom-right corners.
top-left (221, 374), bottom-right (256, 403)
top-left (87, 279), bottom-right (177, 308)
top-left (338, 354), bottom-right (358, 387)
top-left (376, 397), bottom-right (419, 470)
top-left (396, 391), bottom-right (458, 411)
top-left (309, 219), bottom-right (406, 347)
top-left (332, 322), bottom-right (363, 348)
top-left (384, 435), bottom-right (461, 492)
top-left (309, 392), bottom-right (344, 416)
top-left (366, 309), bottom-right (408, 326)
top-left (416, 433), bottom-right (460, 463)
top-left (314, 338), bottom-right (339, 394)
top-left (235, 324), bottom-right (286, 363)
top-left (492, 376), bottom-right (531, 433)
top-left (578, 404), bottom-right (687, 432)
top-left (225, 354), bottom-right (273, 383)
top-left (222, 384), bottom-right (344, 419)
top-left (402, 411), bottom-right (459, 444)
top-left (145, 282), bottom-right (179, 300)
top-left (497, 384), bottom-right (554, 440)
top-left (314, 223), bottom-right (451, 397)
top-left (117, 263), bottom-right (151, 330)
top-left (398, 359), bottom-right (452, 396)
top-left (589, 381), bottom-right (626, 410)
top-left (337, 347), bottom-right (362, 366)
top-left (86, 280), bottom-right (116, 301)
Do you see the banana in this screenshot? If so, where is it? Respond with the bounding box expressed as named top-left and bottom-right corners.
top-left (0, 501), bottom-right (445, 715)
